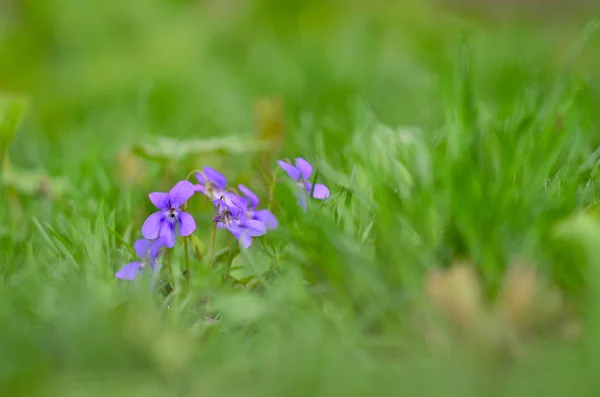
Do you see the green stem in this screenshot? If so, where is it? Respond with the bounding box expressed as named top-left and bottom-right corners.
top-left (225, 187), bottom-right (240, 195)
top-left (183, 235), bottom-right (190, 283)
top-left (267, 166), bottom-right (279, 211)
top-left (209, 203), bottom-right (220, 270)
top-left (181, 201), bottom-right (191, 283)
top-left (227, 233), bottom-right (234, 263)
top-left (223, 233), bottom-right (234, 282)
top-left (185, 169), bottom-right (205, 182)
top-left (1, 149), bottom-right (10, 171)
top-left (167, 248), bottom-right (174, 288)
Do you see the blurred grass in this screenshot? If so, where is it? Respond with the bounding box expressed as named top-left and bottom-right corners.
top-left (3, 0), bottom-right (600, 396)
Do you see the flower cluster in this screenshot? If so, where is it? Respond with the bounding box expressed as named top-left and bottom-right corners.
top-left (115, 237), bottom-right (166, 280)
top-left (116, 158), bottom-right (328, 280)
top-left (277, 157), bottom-right (330, 210)
top-left (116, 180), bottom-right (197, 280)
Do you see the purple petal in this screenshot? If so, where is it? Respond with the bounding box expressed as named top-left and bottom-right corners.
top-left (204, 167), bottom-right (227, 190)
top-left (217, 193), bottom-right (243, 216)
top-left (227, 223), bottom-right (245, 237)
top-left (193, 183), bottom-right (206, 193)
top-left (222, 191), bottom-right (240, 206)
top-left (194, 172), bottom-right (207, 185)
top-left (230, 206), bottom-right (241, 217)
top-left (149, 192), bottom-right (170, 210)
top-left (209, 188), bottom-right (226, 201)
top-left (212, 198), bottom-right (228, 209)
top-left (159, 222), bottom-right (176, 248)
top-left (212, 199), bottom-right (238, 217)
top-left (134, 239), bottom-right (153, 260)
top-left (230, 193), bottom-right (251, 213)
top-left (148, 237), bottom-right (166, 261)
top-left (305, 182), bottom-right (331, 199)
top-left (116, 261), bottom-right (144, 280)
top-left (142, 212), bottom-right (165, 240)
top-left (237, 233), bottom-right (253, 249)
top-left (236, 195), bottom-right (251, 210)
top-left (178, 212), bottom-right (196, 236)
top-left (295, 157), bottom-right (313, 180)
top-left (168, 180), bottom-right (195, 209)
top-left (238, 184), bottom-right (259, 208)
top-left (212, 214), bottom-right (224, 223)
top-left (277, 160), bottom-right (301, 180)
top-left (254, 209), bottom-right (278, 229)
top-left (243, 219), bottom-right (267, 237)
top-left (213, 191), bottom-right (234, 207)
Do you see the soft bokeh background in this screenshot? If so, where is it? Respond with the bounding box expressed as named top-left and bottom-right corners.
top-left (3, 1), bottom-right (600, 396)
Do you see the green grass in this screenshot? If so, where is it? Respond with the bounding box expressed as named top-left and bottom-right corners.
top-left (3, 1), bottom-right (600, 395)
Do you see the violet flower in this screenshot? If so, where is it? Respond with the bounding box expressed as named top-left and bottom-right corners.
top-left (194, 166), bottom-right (227, 200)
top-left (212, 192), bottom-right (266, 248)
top-left (277, 157), bottom-right (330, 209)
top-left (116, 237), bottom-right (165, 280)
top-left (142, 180), bottom-right (196, 248)
top-left (238, 184), bottom-right (277, 230)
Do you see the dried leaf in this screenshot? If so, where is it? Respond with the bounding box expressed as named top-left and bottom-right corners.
top-left (254, 97), bottom-right (285, 144)
top-left (561, 319), bottom-right (582, 342)
top-left (424, 261), bottom-right (485, 330)
top-left (498, 261), bottom-right (539, 330)
top-left (116, 149), bottom-right (147, 186)
top-left (253, 97), bottom-right (286, 186)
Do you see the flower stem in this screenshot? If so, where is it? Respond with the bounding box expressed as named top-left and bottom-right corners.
top-left (267, 166), bottom-right (279, 211)
top-left (181, 200), bottom-right (191, 284)
top-left (183, 236), bottom-right (190, 283)
top-left (227, 233), bottom-right (234, 263)
top-left (223, 232), bottom-right (234, 282)
top-left (185, 169), bottom-right (205, 182)
top-left (209, 224), bottom-right (217, 270)
top-left (209, 203), bottom-right (220, 270)
top-left (167, 248), bottom-right (174, 288)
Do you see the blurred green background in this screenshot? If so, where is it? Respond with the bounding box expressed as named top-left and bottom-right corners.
top-left (3, 1), bottom-right (600, 396)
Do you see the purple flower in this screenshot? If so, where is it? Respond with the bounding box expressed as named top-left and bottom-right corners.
top-left (277, 157), bottom-right (330, 209)
top-left (238, 184), bottom-right (277, 230)
top-left (194, 166), bottom-right (227, 201)
top-left (212, 192), bottom-right (267, 248)
top-left (141, 180), bottom-right (197, 248)
top-left (116, 238), bottom-right (165, 280)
